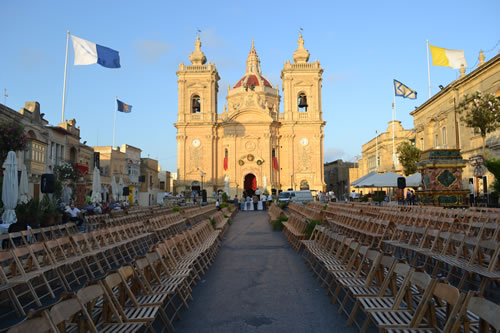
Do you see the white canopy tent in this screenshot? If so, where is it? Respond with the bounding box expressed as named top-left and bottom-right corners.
top-left (111, 176), bottom-right (119, 201)
top-left (354, 171), bottom-right (401, 188)
top-left (91, 167), bottom-right (102, 204)
top-left (350, 171), bottom-right (377, 187)
top-left (405, 172), bottom-right (422, 187)
top-left (2, 151), bottom-right (18, 224)
top-left (18, 164), bottom-right (29, 204)
top-left (118, 177), bottom-right (124, 201)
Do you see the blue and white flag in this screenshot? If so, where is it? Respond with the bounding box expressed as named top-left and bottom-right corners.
top-left (71, 35), bottom-right (120, 68)
top-left (394, 79), bottom-right (417, 99)
top-left (117, 99), bottom-right (132, 113)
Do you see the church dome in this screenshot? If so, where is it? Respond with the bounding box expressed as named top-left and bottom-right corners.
top-left (233, 40), bottom-right (273, 89)
top-left (233, 73), bottom-right (272, 88)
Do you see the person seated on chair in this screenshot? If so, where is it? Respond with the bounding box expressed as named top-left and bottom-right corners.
top-left (65, 202), bottom-right (83, 226)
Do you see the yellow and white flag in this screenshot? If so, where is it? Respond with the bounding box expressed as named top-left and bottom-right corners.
top-left (429, 45), bottom-right (467, 69)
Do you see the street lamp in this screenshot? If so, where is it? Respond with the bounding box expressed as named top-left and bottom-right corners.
top-left (290, 172), bottom-right (294, 191)
top-left (200, 172), bottom-right (204, 193)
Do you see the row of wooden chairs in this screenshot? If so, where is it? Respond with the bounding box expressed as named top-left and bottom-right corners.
top-left (308, 201), bottom-right (500, 299)
top-left (267, 203), bottom-right (285, 222)
top-left (301, 225), bottom-right (500, 332)
top-left (282, 214), bottom-right (308, 252)
top-left (287, 202), bottom-right (323, 221)
top-left (3, 209), bottom-right (223, 332)
top-left (0, 221), bottom-right (155, 324)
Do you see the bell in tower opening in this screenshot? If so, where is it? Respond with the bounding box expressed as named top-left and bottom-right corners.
top-left (298, 93), bottom-right (308, 111)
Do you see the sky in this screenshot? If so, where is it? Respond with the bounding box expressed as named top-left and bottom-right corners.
top-left (1, 0), bottom-right (499, 171)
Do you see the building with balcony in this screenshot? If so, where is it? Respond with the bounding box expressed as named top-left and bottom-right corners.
top-left (0, 101), bottom-right (49, 200)
top-left (92, 146), bottom-right (128, 201)
top-left (121, 144), bottom-right (141, 204)
top-left (411, 51), bottom-right (500, 195)
top-left (357, 121), bottom-right (415, 177)
top-left (139, 158), bottom-right (159, 206)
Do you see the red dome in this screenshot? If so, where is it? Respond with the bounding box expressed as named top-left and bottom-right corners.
top-left (234, 74), bottom-right (272, 88)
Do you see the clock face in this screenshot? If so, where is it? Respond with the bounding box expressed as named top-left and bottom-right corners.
top-left (300, 138), bottom-right (309, 146)
top-left (192, 139), bottom-right (201, 148)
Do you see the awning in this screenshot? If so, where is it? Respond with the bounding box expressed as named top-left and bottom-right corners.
top-left (74, 163), bottom-right (89, 176)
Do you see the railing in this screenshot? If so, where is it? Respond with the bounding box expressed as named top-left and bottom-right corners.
top-left (191, 114), bottom-right (201, 120)
top-left (298, 113), bottom-right (308, 119)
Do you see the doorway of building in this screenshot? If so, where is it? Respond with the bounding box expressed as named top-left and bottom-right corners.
top-left (244, 173), bottom-right (257, 197)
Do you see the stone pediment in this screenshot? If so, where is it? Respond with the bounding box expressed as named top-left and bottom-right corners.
top-left (227, 109), bottom-right (273, 123)
top-left (187, 82), bottom-right (207, 89)
top-left (293, 81), bottom-right (314, 87)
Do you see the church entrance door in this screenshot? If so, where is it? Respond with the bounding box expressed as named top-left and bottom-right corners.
top-left (244, 174), bottom-right (257, 197)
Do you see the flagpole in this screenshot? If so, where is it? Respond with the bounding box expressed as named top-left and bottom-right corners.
top-left (427, 40), bottom-right (431, 99)
top-left (113, 96), bottom-right (117, 147)
top-left (61, 30), bottom-right (70, 123)
top-left (392, 83), bottom-right (397, 169)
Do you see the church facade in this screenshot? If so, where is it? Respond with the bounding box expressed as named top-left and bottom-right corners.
top-left (174, 36), bottom-right (326, 197)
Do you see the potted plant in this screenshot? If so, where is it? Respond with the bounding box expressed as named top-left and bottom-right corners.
top-left (25, 199), bottom-right (40, 228)
top-left (39, 196), bottom-right (61, 227)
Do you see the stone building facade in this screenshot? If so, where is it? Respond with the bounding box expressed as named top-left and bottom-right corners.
top-left (324, 160), bottom-right (358, 199)
top-left (357, 121), bottom-right (415, 176)
top-left (411, 52), bottom-right (500, 195)
top-left (139, 158), bottom-right (159, 206)
top-left (175, 36), bottom-right (326, 197)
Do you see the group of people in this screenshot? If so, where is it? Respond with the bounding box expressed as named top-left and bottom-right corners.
top-left (317, 190), bottom-right (337, 203)
top-left (237, 192), bottom-right (273, 211)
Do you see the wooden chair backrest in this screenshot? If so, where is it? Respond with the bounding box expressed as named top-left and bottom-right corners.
top-left (466, 294), bottom-right (500, 332)
top-left (48, 297), bottom-right (84, 327)
top-left (7, 314), bottom-right (54, 333)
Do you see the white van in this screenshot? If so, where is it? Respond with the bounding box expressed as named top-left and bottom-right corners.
top-left (278, 190), bottom-right (314, 205)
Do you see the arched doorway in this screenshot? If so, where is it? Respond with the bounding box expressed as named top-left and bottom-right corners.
top-left (244, 173), bottom-right (257, 196)
top-left (191, 181), bottom-right (200, 193)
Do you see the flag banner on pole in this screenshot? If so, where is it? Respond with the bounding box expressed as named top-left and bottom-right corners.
top-left (117, 99), bottom-right (132, 113)
top-left (71, 35), bottom-right (121, 68)
top-left (394, 80), bottom-right (417, 99)
top-left (429, 44), bottom-right (467, 69)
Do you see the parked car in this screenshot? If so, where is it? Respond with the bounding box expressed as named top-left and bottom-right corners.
top-left (278, 190), bottom-right (314, 205)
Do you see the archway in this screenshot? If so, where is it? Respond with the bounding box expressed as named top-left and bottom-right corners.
top-left (244, 173), bottom-right (257, 196)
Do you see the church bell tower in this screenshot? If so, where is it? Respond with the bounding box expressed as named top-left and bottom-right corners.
top-left (175, 37), bottom-right (220, 192)
top-left (280, 35), bottom-right (325, 191)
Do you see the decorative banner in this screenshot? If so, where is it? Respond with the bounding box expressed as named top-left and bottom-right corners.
top-left (224, 157), bottom-right (228, 171)
top-left (273, 157), bottom-right (278, 170)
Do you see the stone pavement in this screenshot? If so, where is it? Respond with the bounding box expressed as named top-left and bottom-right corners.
top-left (175, 210), bottom-right (358, 333)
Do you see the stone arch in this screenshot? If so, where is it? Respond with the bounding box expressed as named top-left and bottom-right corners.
top-left (243, 173), bottom-right (257, 196)
top-left (300, 179), bottom-right (310, 190)
top-left (297, 91), bottom-right (308, 112)
top-left (191, 94), bottom-right (201, 113)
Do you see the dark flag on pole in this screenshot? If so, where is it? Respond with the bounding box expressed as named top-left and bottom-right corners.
top-left (117, 99), bottom-right (132, 113)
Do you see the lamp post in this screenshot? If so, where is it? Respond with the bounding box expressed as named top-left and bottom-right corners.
top-left (290, 172), bottom-right (294, 191)
top-left (200, 172), bottom-right (204, 193)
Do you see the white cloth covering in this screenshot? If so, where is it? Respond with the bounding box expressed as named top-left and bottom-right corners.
top-left (2, 152), bottom-right (18, 224)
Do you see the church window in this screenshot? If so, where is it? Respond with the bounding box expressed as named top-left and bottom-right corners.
top-left (272, 148), bottom-right (276, 158)
top-left (298, 92), bottom-right (308, 112)
top-left (192, 95), bottom-right (201, 113)
top-left (225, 148), bottom-right (228, 158)
top-left (300, 180), bottom-right (310, 190)
top-left (442, 127), bottom-right (447, 148)
top-left (434, 134), bottom-right (439, 148)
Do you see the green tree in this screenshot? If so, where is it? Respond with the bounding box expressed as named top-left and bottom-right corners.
top-left (397, 141), bottom-right (422, 176)
top-left (456, 91), bottom-right (500, 155)
top-left (484, 158), bottom-right (500, 194)
top-left (0, 120), bottom-right (28, 163)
